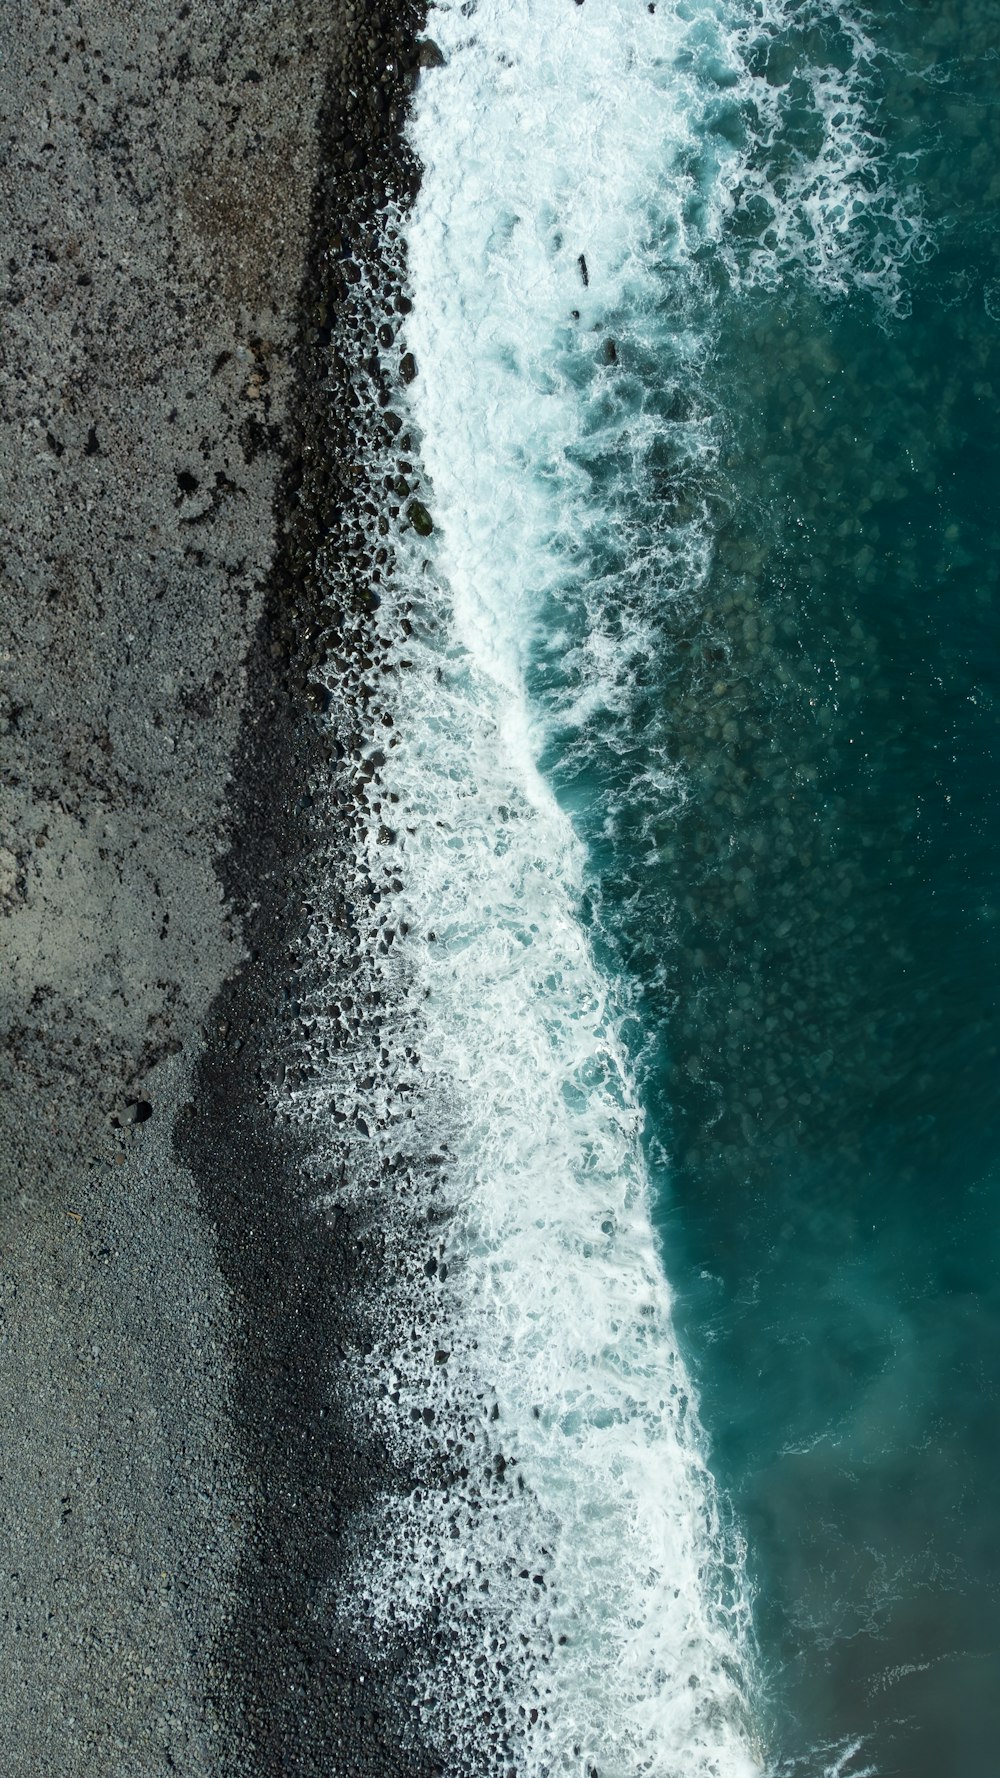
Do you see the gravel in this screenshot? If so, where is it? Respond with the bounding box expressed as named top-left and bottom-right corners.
top-left (0, 4), bottom-right (339, 1771)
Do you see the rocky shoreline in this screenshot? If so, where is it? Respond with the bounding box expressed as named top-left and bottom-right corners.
top-left (0, 2), bottom-right (434, 1772)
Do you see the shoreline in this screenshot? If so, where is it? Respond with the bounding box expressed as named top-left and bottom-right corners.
top-left (177, 3), bottom-right (443, 1774)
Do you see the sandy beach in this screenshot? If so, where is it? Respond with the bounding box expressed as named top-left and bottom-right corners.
top-left (0, 2), bottom-right (429, 1771)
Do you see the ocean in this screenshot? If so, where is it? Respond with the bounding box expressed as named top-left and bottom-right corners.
top-left (329, 0), bottom-right (1000, 1771)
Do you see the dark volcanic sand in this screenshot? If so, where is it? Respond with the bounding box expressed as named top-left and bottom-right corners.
top-left (0, 1), bottom-right (440, 1773)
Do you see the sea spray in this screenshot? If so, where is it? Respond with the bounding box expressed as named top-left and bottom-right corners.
top-left (354, 528), bottom-right (762, 1775)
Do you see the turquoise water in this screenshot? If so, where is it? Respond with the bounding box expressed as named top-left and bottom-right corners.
top-left (528, 1), bottom-right (1000, 1770)
top-left (367, 0), bottom-right (1000, 1768)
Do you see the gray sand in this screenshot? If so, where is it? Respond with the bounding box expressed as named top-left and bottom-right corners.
top-left (0, 3), bottom-right (338, 1769)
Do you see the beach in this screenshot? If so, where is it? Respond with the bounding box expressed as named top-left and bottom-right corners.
top-left (0, 2), bottom-right (428, 1772)
top-left (5, 0), bottom-right (999, 1772)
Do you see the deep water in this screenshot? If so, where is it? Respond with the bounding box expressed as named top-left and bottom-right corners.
top-left (530, 2), bottom-right (1000, 1771)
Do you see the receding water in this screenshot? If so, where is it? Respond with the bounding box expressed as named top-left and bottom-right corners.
top-left (361, 0), bottom-right (1000, 1769)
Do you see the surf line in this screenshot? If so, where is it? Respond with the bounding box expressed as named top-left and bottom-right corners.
top-left (293, 2), bottom-right (773, 1774)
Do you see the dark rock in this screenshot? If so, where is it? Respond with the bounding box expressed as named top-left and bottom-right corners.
top-left (407, 499), bottom-right (433, 536)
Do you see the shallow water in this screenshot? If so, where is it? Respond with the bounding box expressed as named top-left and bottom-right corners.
top-left (360, 0), bottom-right (1000, 1769)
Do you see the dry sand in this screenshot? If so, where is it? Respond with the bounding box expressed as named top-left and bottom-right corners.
top-left (0, 4), bottom-right (338, 1770)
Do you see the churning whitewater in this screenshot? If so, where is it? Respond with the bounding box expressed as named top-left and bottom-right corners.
top-left (304, 0), bottom-right (923, 1772)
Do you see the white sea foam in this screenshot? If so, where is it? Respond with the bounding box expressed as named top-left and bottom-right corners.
top-left (322, 0), bottom-right (922, 1770)
top-left (723, 0), bottom-right (928, 309)
top-left (359, 620), bottom-right (759, 1774)
top-left (347, 3), bottom-right (766, 1773)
